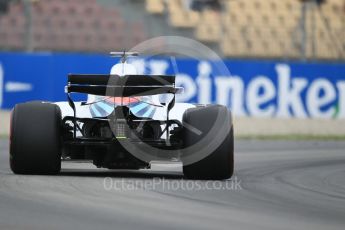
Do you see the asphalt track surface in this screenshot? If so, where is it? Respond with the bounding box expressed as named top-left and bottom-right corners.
top-left (0, 139), bottom-right (345, 230)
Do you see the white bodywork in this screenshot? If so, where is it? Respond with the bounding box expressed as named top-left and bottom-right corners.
top-left (55, 60), bottom-right (195, 122)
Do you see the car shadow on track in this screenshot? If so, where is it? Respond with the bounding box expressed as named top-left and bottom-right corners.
top-left (59, 169), bottom-right (184, 180)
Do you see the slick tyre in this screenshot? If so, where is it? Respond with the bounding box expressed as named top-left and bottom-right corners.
top-left (10, 102), bottom-right (62, 175)
top-left (182, 105), bottom-right (234, 180)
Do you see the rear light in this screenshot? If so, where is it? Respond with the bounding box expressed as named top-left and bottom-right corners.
top-left (114, 119), bottom-right (129, 139)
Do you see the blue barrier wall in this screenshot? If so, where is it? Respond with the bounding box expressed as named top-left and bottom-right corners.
top-left (1, 52), bottom-right (344, 118)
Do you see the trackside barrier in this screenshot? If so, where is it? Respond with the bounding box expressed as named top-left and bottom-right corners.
top-left (0, 52), bottom-right (344, 119)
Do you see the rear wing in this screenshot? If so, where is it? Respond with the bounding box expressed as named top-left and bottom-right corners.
top-left (66, 74), bottom-right (180, 139)
top-left (66, 74), bottom-right (181, 97)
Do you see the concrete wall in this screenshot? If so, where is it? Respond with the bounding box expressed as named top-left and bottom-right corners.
top-left (233, 117), bottom-right (345, 137)
top-left (0, 110), bottom-right (10, 137)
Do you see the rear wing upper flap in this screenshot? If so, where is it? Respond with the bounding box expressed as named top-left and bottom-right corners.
top-left (68, 74), bottom-right (175, 86)
top-left (66, 74), bottom-right (179, 97)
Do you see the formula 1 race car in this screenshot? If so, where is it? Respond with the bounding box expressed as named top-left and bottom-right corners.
top-left (9, 52), bottom-right (234, 180)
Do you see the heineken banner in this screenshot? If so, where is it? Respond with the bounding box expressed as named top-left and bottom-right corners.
top-left (0, 52), bottom-right (344, 118)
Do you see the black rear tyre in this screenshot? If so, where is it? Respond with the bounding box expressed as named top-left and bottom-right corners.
top-left (182, 105), bottom-right (234, 180)
top-left (10, 102), bottom-right (62, 175)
